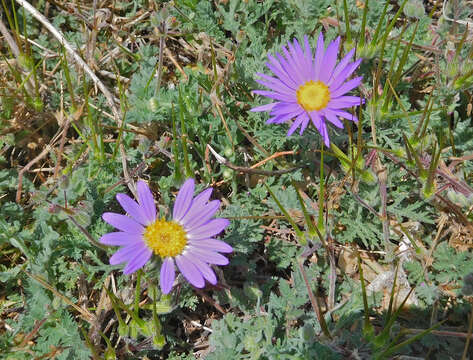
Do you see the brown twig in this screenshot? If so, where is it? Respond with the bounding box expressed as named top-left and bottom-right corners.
top-left (207, 144), bottom-right (304, 176)
top-left (250, 150), bottom-right (297, 169)
top-left (15, 0), bottom-right (133, 196)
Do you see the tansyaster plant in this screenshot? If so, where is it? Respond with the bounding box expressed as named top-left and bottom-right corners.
top-left (100, 179), bottom-right (232, 294)
top-left (251, 34), bottom-right (363, 146)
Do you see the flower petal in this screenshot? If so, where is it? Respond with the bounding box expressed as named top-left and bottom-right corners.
top-left (116, 193), bottom-right (148, 225)
top-left (314, 32), bottom-right (325, 80)
top-left (137, 181), bottom-right (157, 223)
top-left (320, 37), bottom-right (340, 83)
top-left (173, 178), bottom-right (195, 222)
top-left (183, 200), bottom-right (221, 231)
top-left (251, 102), bottom-right (278, 112)
top-left (187, 218), bottom-right (230, 240)
top-left (123, 247), bottom-right (152, 274)
top-left (287, 112), bottom-right (306, 136)
top-left (175, 255), bottom-right (205, 288)
top-left (270, 102), bottom-right (302, 117)
top-left (109, 243), bottom-right (147, 265)
top-left (180, 187), bottom-right (213, 223)
top-left (330, 76), bottom-right (362, 98)
top-left (252, 90), bottom-right (295, 102)
top-left (328, 96), bottom-right (363, 109)
top-left (189, 239), bottom-right (233, 253)
top-left (329, 48), bottom-right (355, 83)
top-left (332, 109), bottom-right (358, 122)
top-left (160, 257), bottom-right (176, 294)
top-left (329, 58), bottom-right (362, 90)
top-left (309, 112), bottom-right (330, 147)
top-left (102, 213), bottom-right (144, 234)
top-left (186, 246), bottom-right (229, 265)
top-left (100, 232), bottom-right (143, 246)
top-left (256, 72), bottom-right (296, 91)
top-left (266, 55), bottom-right (299, 89)
top-left (323, 110), bottom-right (344, 129)
top-left (184, 254), bottom-right (217, 285)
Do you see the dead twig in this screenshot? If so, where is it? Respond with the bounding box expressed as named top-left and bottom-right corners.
top-left (15, 0), bottom-right (134, 196)
top-left (207, 144), bottom-right (304, 176)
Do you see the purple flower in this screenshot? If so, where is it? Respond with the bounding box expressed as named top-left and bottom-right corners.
top-left (100, 179), bottom-right (232, 294)
top-left (251, 34), bottom-right (363, 146)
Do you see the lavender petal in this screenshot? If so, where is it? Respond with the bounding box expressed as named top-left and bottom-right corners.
top-left (137, 181), bottom-right (157, 223)
top-left (160, 257), bottom-right (176, 294)
top-left (189, 239), bottom-right (233, 253)
top-left (184, 254), bottom-right (217, 285)
top-left (251, 102), bottom-right (278, 112)
top-left (186, 247), bottom-right (229, 265)
top-left (187, 218), bottom-right (230, 240)
top-left (110, 243), bottom-right (147, 265)
top-left (175, 255), bottom-right (205, 288)
top-left (102, 213), bottom-right (144, 234)
top-left (123, 247), bottom-right (152, 274)
top-left (173, 178), bottom-right (195, 222)
top-left (183, 200), bottom-right (221, 231)
top-left (116, 193), bottom-right (148, 225)
top-left (100, 232), bottom-right (143, 246)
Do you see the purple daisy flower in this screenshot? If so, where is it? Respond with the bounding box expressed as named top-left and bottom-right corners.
top-left (251, 34), bottom-right (363, 146)
top-left (100, 179), bottom-right (232, 294)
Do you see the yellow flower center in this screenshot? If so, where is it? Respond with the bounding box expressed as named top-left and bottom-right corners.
top-left (296, 80), bottom-right (330, 112)
top-left (143, 219), bottom-right (187, 258)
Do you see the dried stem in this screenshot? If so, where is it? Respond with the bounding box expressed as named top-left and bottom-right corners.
top-left (15, 0), bottom-right (134, 196)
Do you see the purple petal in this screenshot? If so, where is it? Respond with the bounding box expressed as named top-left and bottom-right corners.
top-left (287, 113), bottom-right (306, 136)
top-left (256, 72), bottom-right (296, 91)
top-left (332, 109), bottom-right (358, 122)
top-left (116, 193), bottom-right (148, 225)
top-left (256, 72), bottom-right (296, 93)
top-left (173, 178), bottom-right (195, 222)
top-left (328, 96), bottom-right (363, 109)
top-left (303, 35), bottom-right (315, 79)
top-left (309, 112), bottom-right (330, 147)
top-left (314, 33), bottom-right (325, 80)
top-left (270, 102), bottom-right (301, 117)
top-left (329, 48), bottom-right (355, 83)
top-left (102, 213), bottom-right (144, 234)
top-left (175, 255), bottom-right (205, 288)
top-left (330, 76), bottom-right (362, 98)
top-left (160, 257), bottom-right (176, 294)
top-left (187, 218), bottom-right (230, 240)
top-left (277, 51), bottom-right (305, 86)
top-left (100, 232), bottom-right (143, 246)
top-left (286, 40), bottom-right (310, 80)
top-left (293, 38), bottom-right (312, 75)
top-left (267, 109), bottom-right (303, 125)
top-left (137, 181), bottom-right (157, 223)
top-left (186, 246), bottom-right (230, 265)
top-left (183, 200), bottom-right (220, 231)
top-left (184, 254), bottom-right (217, 285)
top-left (123, 247), bottom-right (152, 274)
top-left (320, 37), bottom-right (340, 83)
top-left (189, 239), bottom-right (233, 253)
top-left (323, 110), bottom-right (344, 129)
top-left (110, 243), bottom-right (147, 265)
top-left (256, 78), bottom-right (294, 96)
top-left (252, 90), bottom-right (295, 102)
top-left (298, 113), bottom-right (310, 135)
top-left (251, 102), bottom-right (278, 112)
top-left (329, 58), bottom-right (362, 90)
top-left (266, 56), bottom-right (298, 89)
